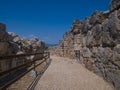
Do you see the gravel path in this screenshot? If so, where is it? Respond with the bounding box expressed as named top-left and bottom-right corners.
top-left (35, 56), bottom-right (113, 90)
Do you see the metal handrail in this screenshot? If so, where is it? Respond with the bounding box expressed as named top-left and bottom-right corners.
top-left (0, 52), bottom-right (48, 60)
top-left (0, 55), bottom-right (48, 76)
top-left (0, 59), bottom-right (47, 90)
top-left (28, 58), bottom-right (52, 90)
top-left (0, 52), bottom-right (50, 90)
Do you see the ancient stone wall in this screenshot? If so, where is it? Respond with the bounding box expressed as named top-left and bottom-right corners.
top-left (49, 0), bottom-right (120, 89)
top-left (0, 23), bottom-right (45, 72)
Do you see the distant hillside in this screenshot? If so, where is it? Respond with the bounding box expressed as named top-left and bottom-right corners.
top-left (46, 44), bottom-right (58, 46)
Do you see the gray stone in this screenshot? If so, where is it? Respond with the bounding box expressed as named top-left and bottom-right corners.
top-left (82, 18), bottom-right (91, 33)
top-left (0, 29), bottom-right (7, 41)
top-left (8, 42), bottom-right (19, 54)
top-left (89, 11), bottom-right (104, 25)
top-left (13, 36), bottom-right (21, 42)
top-left (106, 71), bottom-right (120, 90)
top-left (110, 0), bottom-right (120, 11)
top-left (8, 32), bottom-right (18, 38)
top-left (93, 66), bottom-right (103, 77)
top-left (82, 47), bottom-right (92, 58)
top-left (101, 32), bottom-right (113, 47)
top-left (117, 8), bottom-right (120, 19)
top-left (8, 32), bottom-right (21, 42)
top-left (0, 23), bottom-right (6, 31)
top-left (86, 31), bottom-right (93, 46)
top-left (0, 42), bottom-right (9, 55)
top-left (114, 44), bottom-right (120, 54)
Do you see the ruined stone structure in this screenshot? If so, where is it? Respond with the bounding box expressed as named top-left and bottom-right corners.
top-left (0, 23), bottom-right (45, 72)
top-left (49, 0), bottom-right (120, 89)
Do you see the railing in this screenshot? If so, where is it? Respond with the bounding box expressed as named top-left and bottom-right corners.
top-left (0, 52), bottom-right (50, 90)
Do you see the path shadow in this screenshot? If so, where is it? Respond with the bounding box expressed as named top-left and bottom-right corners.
top-left (28, 58), bottom-right (52, 90)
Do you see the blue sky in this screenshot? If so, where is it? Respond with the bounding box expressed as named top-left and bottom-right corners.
top-left (0, 0), bottom-right (110, 44)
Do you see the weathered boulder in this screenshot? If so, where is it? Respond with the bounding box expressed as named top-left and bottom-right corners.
top-left (86, 31), bottom-right (93, 46)
top-left (0, 23), bottom-right (6, 31)
top-left (82, 47), bottom-right (92, 58)
top-left (0, 42), bottom-right (9, 55)
top-left (118, 8), bottom-right (120, 19)
top-left (101, 10), bottom-right (120, 46)
top-left (8, 42), bottom-right (19, 54)
top-left (0, 23), bottom-right (10, 41)
top-left (113, 44), bottom-right (120, 67)
top-left (8, 32), bottom-right (21, 42)
top-left (101, 32), bottom-right (114, 47)
top-left (109, 11), bottom-right (120, 37)
top-left (82, 18), bottom-right (91, 34)
top-left (110, 0), bottom-right (120, 11)
top-left (71, 19), bottom-right (82, 34)
top-left (89, 11), bottom-right (104, 25)
top-left (92, 24), bottom-right (102, 46)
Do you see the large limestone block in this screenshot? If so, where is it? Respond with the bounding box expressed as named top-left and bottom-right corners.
top-left (0, 23), bottom-right (6, 31)
top-left (118, 8), bottom-right (120, 19)
top-left (0, 42), bottom-right (9, 55)
top-left (0, 23), bottom-right (12, 41)
top-left (110, 0), bottom-right (120, 11)
top-left (82, 18), bottom-right (91, 34)
top-left (101, 32), bottom-right (113, 47)
top-left (89, 11), bottom-right (104, 25)
top-left (102, 11), bottom-right (120, 40)
top-left (113, 44), bottom-right (120, 67)
top-left (109, 11), bottom-right (120, 32)
top-left (82, 47), bottom-right (92, 58)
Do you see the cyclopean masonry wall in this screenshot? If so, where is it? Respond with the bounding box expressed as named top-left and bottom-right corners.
top-left (49, 0), bottom-right (120, 89)
top-left (0, 23), bottom-right (45, 72)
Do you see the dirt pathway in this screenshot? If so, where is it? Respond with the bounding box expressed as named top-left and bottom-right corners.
top-left (35, 56), bottom-right (113, 90)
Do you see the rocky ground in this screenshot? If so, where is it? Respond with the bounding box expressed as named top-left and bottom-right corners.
top-left (35, 56), bottom-right (113, 90)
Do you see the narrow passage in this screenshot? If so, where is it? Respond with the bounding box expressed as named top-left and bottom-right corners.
top-left (35, 56), bottom-right (113, 90)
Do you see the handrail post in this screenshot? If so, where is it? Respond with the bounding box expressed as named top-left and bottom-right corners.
top-left (32, 61), bottom-right (37, 77)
